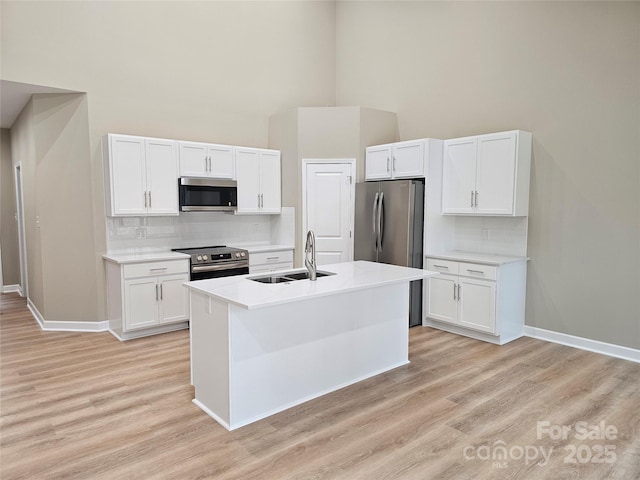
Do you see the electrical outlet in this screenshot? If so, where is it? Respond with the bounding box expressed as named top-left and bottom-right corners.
top-left (135, 227), bottom-right (147, 239)
top-left (482, 228), bottom-right (490, 241)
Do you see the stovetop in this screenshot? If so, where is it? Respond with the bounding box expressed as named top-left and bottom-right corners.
top-left (172, 245), bottom-right (248, 265)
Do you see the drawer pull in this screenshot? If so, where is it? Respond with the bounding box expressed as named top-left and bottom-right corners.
top-left (266, 257), bottom-right (280, 261)
top-left (467, 269), bottom-right (484, 275)
top-left (433, 264), bottom-right (449, 269)
top-left (150, 267), bottom-right (168, 272)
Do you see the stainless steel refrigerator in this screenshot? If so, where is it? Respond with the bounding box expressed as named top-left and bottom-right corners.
top-left (354, 179), bottom-right (424, 327)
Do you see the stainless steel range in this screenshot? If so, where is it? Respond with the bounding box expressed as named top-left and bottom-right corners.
top-left (172, 245), bottom-right (249, 281)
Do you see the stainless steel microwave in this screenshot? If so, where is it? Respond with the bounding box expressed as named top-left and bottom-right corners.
top-left (178, 178), bottom-right (237, 212)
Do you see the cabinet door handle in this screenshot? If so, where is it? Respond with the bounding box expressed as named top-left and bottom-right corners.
top-left (392, 156), bottom-right (397, 171)
top-left (471, 190), bottom-right (474, 208)
top-left (458, 284), bottom-right (462, 300)
top-left (160, 284), bottom-right (163, 300)
top-left (433, 264), bottom-right (449, 269)
top-left (257, 193), bottom-right (260, 208)
top-left (386, 157), bottom-right (390, 172)
top-left (155, 284), bottom-right (159, 301)
top-left (467, 269), bottom-right (484, 275)
top-left (475, 190), bottom-right (479, 207)
top-left (453, 283), bottom-right (457, 300)
top-left (148, 191), bottom-right (152, 208)
top-left (144, 191), bottom-right (148, 208)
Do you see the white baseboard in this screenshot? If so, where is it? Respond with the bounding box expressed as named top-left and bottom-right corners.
top-left (2, 284), bottom-right (22, 294)
top-left (523, 326), bottom-right (640, 364)
top-left (27, 298), bottom-right (109, 332)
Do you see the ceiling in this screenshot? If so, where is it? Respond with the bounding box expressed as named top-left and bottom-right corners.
top-left (1, 80), bottom-right (78, 129)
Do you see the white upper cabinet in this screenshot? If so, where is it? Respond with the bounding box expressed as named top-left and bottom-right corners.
top-left (178, 141), bottom-right (235, 179)
top-left (104, 134), bottom-right (179, 217)
top-left (442, 130), bottom-right (532, 216)
top-left (365, 139), bottom-right (426, 180)
top-left (235, 147), bottom-right (281, 214)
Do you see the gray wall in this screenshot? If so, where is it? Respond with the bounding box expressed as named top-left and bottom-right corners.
top-left (1, 1), bottom-right (638, 350)
top-left (10, 94), bottom-right (96, 321)
top-left (0, 128), bottom-right (20, 286)
top-left (2, 1), bottom-right (337, 321)
top-left (335, 1), bottom-right (640, 349)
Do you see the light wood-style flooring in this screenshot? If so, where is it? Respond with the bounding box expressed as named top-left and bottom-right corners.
top-left (1, 292), bottom-right (639, 479)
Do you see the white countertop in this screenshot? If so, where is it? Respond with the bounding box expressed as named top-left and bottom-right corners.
top-left (426, 251), bottom-right (529, 265)
top-left (103, 251), bottom-right (190, 264)
top-left (230, 243), bottom-right (294, 253)
top-left (184, 260), bottom-right (438, 310)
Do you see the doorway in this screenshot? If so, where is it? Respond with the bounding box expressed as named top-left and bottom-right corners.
top-left (302, 159), bottom-right (355, 266)
top-left (14, 165), bottom-right (27, 297)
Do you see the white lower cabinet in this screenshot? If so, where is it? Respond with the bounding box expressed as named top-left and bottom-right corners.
top-left (249, 249), bottom-right (294, 274)
top-left (105, 257), bottom-right (190, 340)
top-left (425, 256), bottom-right (526, 344)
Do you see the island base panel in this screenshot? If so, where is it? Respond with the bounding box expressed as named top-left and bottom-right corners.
top-left (191, 283), bottom-right (410, 430)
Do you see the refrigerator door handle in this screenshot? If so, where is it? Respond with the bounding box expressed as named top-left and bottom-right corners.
top-left (372, 192), bottom-right (379, 250)
top-left (377, 192), bottom-right (384, 252)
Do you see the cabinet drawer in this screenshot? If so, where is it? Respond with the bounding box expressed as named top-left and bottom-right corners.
top-left (458, 262), bottom-right (497, 281)
top-left (124, 260), bottom-right (189, 279)
top-left (249, 250), bottom-right (294, 266)
top-left (425, 258), bottom-right (459, 275)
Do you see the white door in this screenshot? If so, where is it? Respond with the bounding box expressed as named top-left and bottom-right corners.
top-left (208, 144), bottom-right (235, 179)
top-left (158, 274), bottom-right (189, 324)
top-left (365, 145), bottom-right (392, 180)
top-left (235, 148), bottom-right (261, 214)
top-left (426, 275), bottom-right (458, 325)
top-left (475, 132), bottom-right (517, 215)
top-left (392, 140), bottom-right (424, 178)
top-left (259, 151), bottom-right (281, 214)
top-left (442, 137), bottom-right (477, 214)
top-left (305, 162), bottom-right (354, 266)
top-left (110, 135), bottom-right (146, 215)
top-left (458, 277), bottom-right (496, 333)
top-left (145, 139), bottom-right (179, 215)
top-left (178, 141), bottom-right (208, 177)
top-left (124, 278), bottom-right (159, 331)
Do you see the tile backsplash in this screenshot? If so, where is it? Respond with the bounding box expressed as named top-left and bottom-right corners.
top-left (453, 216), bottom-right (529, 257)
top-left (106, 207), bottom-right (295, 253)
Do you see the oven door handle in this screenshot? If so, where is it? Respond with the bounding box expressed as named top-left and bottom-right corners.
top-left (192, 263), bottom-right (248, 273)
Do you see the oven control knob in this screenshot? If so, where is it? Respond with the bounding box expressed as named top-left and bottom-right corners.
top-left (197, 255), bottom-right (202, 262)
top-left (203, 255), bottom-right (208, 261)
top-left (241, 252), bottom-right (246, 257)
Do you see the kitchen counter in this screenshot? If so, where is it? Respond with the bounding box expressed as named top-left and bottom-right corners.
top-left (102, 251), bottom-right (190, 264)
top-left (185, 260), bottom-right (435, 310)
top-left (426, 251), bottom-right (529, 265)
top-left (186, 260), bottom-right (438, 430)
top-left (230, 243), bottom-right (294, 254)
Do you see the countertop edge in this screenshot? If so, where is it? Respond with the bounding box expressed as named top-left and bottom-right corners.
top-left (230, 244), bottom-right (295, 253)
top-left (102, 252), bottom-right (190, 264)
top-left (426, 252), bottom-right (530, 266)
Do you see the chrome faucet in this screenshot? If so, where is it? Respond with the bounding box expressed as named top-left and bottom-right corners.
top-left (305, 230), bottom-right (317, 281)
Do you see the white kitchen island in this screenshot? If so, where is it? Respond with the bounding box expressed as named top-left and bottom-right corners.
top-left (184, 260), bottom-right (438, 430)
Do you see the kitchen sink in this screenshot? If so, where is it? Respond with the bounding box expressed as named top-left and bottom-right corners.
top-left (250, 276), bottom-right (296, 284)
top-left (281, 271), bottom-right (335, 281)
top-left (249, 270), bottom-right (336, 284)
